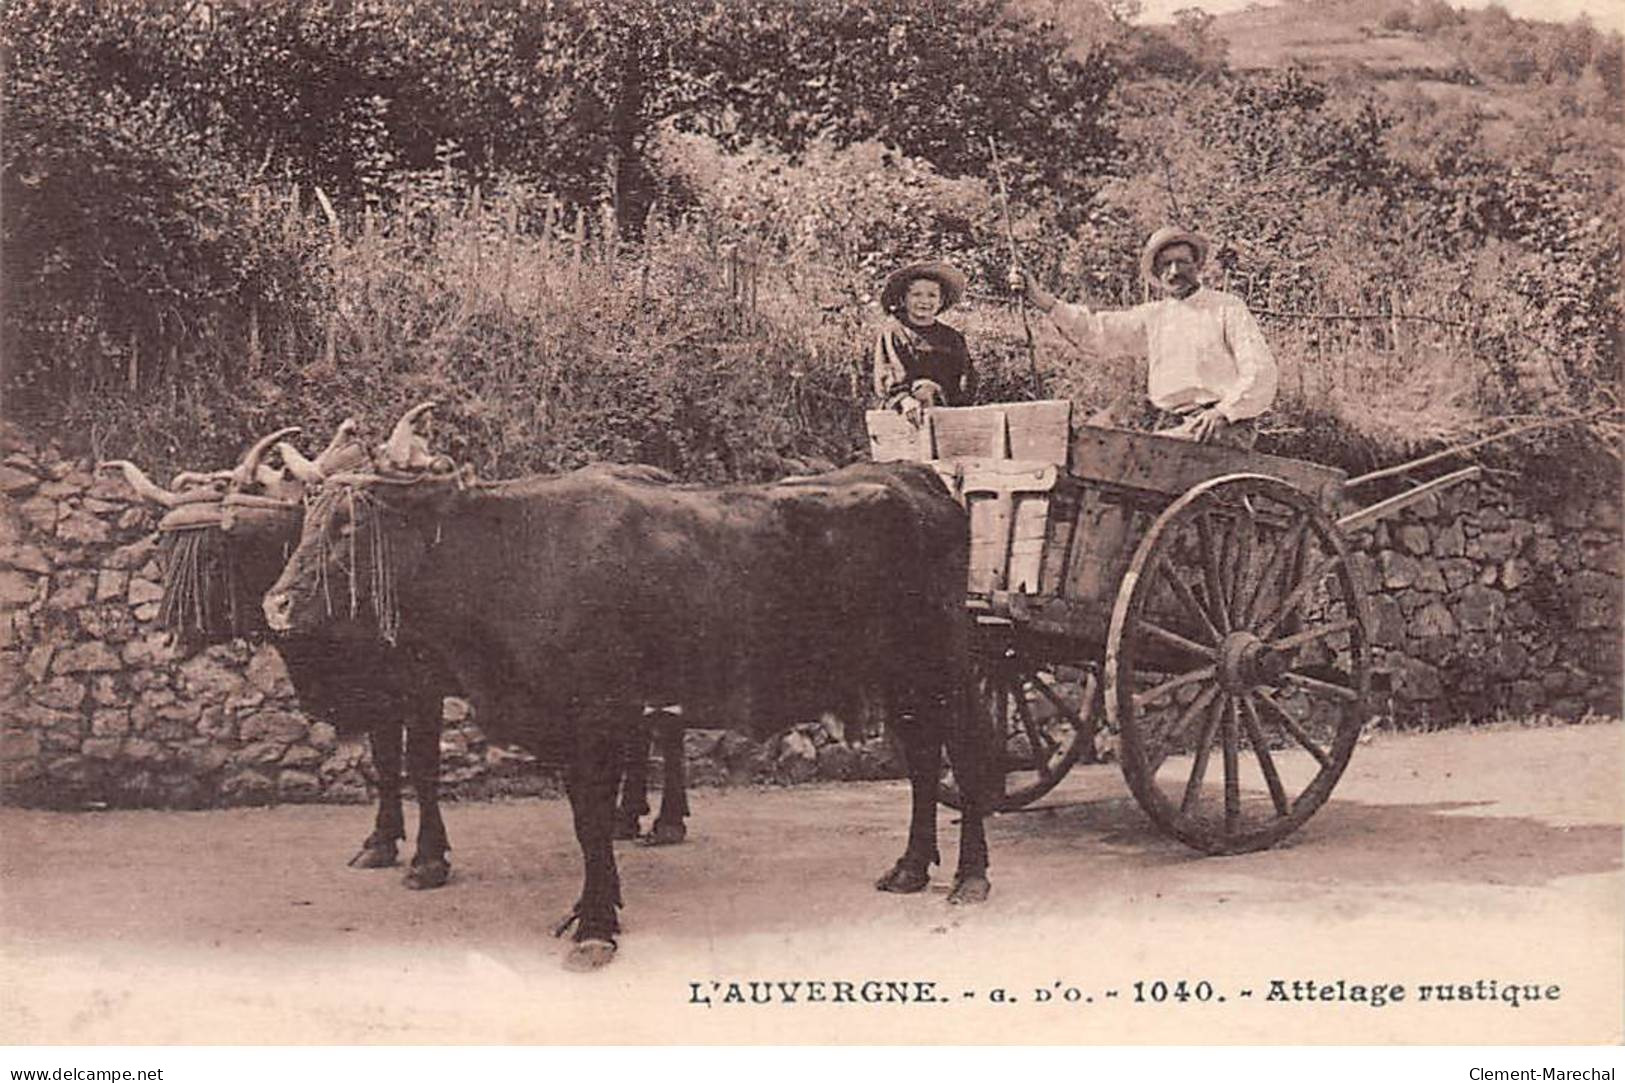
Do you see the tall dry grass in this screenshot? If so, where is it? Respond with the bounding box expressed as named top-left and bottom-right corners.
top-left (44, 169), bottom-right (1606, 486)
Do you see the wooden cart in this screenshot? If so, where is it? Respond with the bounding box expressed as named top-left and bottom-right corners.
top-left (868, 400), bottom-right (1480, 854)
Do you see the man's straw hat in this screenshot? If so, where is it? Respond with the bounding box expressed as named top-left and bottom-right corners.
top-left (1140, 226), bottom-right (1209, 282)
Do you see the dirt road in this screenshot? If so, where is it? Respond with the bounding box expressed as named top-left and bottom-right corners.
top-left (2, 721), bottom-right (1620, 1045)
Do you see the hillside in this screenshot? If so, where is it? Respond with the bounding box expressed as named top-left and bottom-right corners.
top-left (1215, 0), bottom-right (1463, 71)
top-left (1203, 0), bottom-right (1615, 152)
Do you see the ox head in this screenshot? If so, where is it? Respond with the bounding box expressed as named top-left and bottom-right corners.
top-left (98, 420), bottom-right (367, 646)
top-left (263, 403), bottom-right (462, 645)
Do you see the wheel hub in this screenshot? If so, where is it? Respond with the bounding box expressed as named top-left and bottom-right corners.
top-left (1219, 631), bottom-right (1289, 691)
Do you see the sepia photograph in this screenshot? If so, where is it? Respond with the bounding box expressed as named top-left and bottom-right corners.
top-left (0, 0), bottom-right (1620, 1063)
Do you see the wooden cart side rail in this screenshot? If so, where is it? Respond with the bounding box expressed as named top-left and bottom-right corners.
top-left (1070, 426), bottom-right (1347, 510)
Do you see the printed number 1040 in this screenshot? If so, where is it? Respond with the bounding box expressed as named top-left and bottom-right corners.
top-left (1133, 980), bottom-right (1219, 1003)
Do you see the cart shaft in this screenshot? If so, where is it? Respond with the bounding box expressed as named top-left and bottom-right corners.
top-left (1335, 465), bottom-right (1482, 533)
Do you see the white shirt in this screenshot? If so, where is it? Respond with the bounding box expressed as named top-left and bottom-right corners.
top-left (1050, 287), bottom-right (1278, 421)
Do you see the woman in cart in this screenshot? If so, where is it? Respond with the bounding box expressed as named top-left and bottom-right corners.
top-left (871, 259), bottom-right (976, 425)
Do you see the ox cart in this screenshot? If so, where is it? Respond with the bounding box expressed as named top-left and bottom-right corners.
top-left (868, 401), bottom-right (1480, 854)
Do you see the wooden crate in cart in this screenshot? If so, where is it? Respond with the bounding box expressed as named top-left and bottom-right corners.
top-left (867, 400), bottom-right (1479, 854)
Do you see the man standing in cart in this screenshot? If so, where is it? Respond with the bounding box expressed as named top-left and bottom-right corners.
top-left (1009, 226), bottom-right (1277, 449)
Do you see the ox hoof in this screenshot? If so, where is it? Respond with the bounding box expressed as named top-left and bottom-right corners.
top-left (875, 862), bottom-right (930, 894)
top-left (348, 842), bottom-right (399, 869)
top-left (613, 815), bottom-right (643, 842)
top-left (404, 858), bottom-right (451, 890)
top-left (948, 875), bottom-right (991, 906)
top-left (640, 822), bottom-right (687, 847)
top-left (564, 939), bottom-right (617, 972)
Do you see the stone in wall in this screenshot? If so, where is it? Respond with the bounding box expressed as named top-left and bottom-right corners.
top-left (53, 641), bottom-right (121, 674)
top-left (1453, 584), bottom-right (1504, 632)
top-left (1569, 571), bottom-right (1619, 630)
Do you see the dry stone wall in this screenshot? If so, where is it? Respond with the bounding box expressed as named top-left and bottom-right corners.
top-left (1343, 477), bottom-right (1620, 724)
top-left (0, 425), bottom-right (1618, 809)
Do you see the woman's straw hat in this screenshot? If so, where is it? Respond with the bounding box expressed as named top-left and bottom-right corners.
top-left (880, 260), bottom-right (967, 314)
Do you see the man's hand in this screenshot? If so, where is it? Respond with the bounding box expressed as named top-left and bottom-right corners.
top-left (1006, 266), bottom-right (1057, 314)
top-left (1189, 407), bottom-right (1230, 444)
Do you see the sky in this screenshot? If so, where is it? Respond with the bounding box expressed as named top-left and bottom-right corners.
top-left (1134, 0), bottom-right (1625, 26)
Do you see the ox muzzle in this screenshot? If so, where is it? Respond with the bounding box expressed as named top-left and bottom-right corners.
top-left (262, 591), bottom-right (294, 633)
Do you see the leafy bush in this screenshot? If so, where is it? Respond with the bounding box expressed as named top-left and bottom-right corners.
top-left (1, 45), bottom-right (318, 419)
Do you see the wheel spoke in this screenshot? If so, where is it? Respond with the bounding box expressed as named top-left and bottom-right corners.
top-left (1283, 670), bottom-right (1360, 703)
top-left (1195, 513), bottom-right (1233, 633)
top-left (1216, 514), bottom-right (1237, 622)
top-left (1012, 691), bottom-right (1057, 766)
top-left (1238, 694), bottom-right (1291, 817)
top-left (1147, 682), bottom-right (1221, 750)
top-left (1180, 692), bottom-right (1226, 814)
top-left (984, 675), bottom-right (1013, 781)
top-left (1027, 672), bottom-right (1083, 726)
top-left (1268, 617), bottom-right (1360, 654)
top-left (1221, 695), bottom-right (1242, 834)
top-left (1228, 509), bottom-right (1257, 627)
top-left (1241, 517), bottom-right (1308, 629)
top-left (1256, 550), bottom-right (1343, 639)
top-left (1253, 688), bottom-right (1333, 769)
top-left (1154, 555), bottom-right (1222, 645)
top-left (1133, 665), bottom-right (1218, 709)
top-left (1111, 475), bottom-right (1370, 849)
top-left (1136, 617), bottom-right (1219, 660)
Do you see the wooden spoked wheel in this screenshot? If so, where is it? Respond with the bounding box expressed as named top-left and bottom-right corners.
top-left (1106, 474), bottom-right (1371, 854)
top-left (940, 627), bottom-right (1099, 812)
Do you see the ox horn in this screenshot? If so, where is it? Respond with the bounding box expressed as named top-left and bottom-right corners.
top-left (229, 426), bottom-right (301, 490)
top-left (382, 402), bottom-right (436, 470)
top-left (277, 441), bottom-right (324, 485)
top-left (98, 460), bottom-right (180, 507)
top-left (313, 418), bottom-right (360, 473)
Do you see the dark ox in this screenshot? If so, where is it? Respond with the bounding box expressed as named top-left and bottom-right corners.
top-left (100, 425), bottom-right (457, 887)
top-left (262, 452), bottom-right (992, 970)
top-left (104, 423), bottom-right (691, 890)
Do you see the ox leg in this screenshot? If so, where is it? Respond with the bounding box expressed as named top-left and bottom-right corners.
top-left (403, 711), bottom-right (451, 890)
top-left (615, 715), bottom-right (654, 841)
top-left (558, 716), bottom-right (626, 971)
top-left (352, 722), bottom-right (404, 868)
top-left (876, 714), bottom-right (940, 894)
top-left (645, 716), bottom-right (688, 847)
top-left (942, 688), bottom-right (991, 905)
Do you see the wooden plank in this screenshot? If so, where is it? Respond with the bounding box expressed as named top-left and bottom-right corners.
top-left (1070, 425), bottom-right (1346, 509)
top-left (956, 460), bottom-right (1060, 495)
top-left (982, 491), bottom-right (1014, 591)
top-left (966, 495), bottom-right (1008, 592)
top-left (867, 402), bottom-right (1073, 465)
top-left (928, 401), bottom-right (1071, 463)
top-left (1065, 493), bottom-right (1140, 612)
top-left (1009, 493), bottom-right (1051, 593)
top-left (968, 591), bottom-right (1111, 654)
top-left (865, 410), bottom-right (920, 463)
